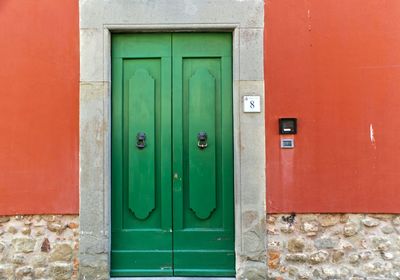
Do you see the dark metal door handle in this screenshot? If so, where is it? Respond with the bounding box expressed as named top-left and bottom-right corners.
top-left (136, 132), bottom-right (146, 149)
top-left (197, 132), bottom-right (208, 149)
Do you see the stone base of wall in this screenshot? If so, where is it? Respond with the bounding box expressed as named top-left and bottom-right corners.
top-left (267, 214), bottom-right (400, 280)
top-left (0, 215), bottom-right (79, 280)
top-left (4, 213), bottom-right (399, 279)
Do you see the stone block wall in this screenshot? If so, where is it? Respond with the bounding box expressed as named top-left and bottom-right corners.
top-left (267, 214), bottom-right (400, 280)
top-left (0, 215), bottom-right (79, 280)
top-left (4, 213), bottom-right (400, 279)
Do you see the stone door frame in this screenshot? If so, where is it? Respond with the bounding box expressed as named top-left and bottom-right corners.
top-left (79, 1), bottom-right (266, 278)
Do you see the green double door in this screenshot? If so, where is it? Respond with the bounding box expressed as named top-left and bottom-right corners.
top-left (111, 33), bottom-right (234, 277)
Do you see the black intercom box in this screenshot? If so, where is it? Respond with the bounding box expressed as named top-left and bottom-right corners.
top-left (279, 118), bottom-right (297, 134)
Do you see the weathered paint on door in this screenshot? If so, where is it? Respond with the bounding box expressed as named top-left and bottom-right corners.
top-left (111, 33), bottom-right (234, 277)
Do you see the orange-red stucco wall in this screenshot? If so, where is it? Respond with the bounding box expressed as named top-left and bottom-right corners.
top-left (265, 0), bottom-right (400, 213)
top-left (2, 0), bottom-right (400, 215)
top-left (0, 0), bottom-right (79, 215)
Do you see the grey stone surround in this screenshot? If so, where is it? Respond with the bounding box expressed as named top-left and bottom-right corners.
top-left (79, 1), bottom-right (266, 279)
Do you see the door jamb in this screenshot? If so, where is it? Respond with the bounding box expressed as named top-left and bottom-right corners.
top-left (105, 24), bottom-right (242, 271)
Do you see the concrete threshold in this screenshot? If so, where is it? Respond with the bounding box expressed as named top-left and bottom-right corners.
top-left (111, 278), bottom-right (235, 280)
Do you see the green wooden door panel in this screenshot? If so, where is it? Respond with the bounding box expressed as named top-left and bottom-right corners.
top-left (170, 251), bottom-right (235, 277)
top-left (112, 33), bottom-right (172, 58)
top-left (172, 33), bottom-right (234, 276)
top-left (111, 34), bottom-right (173, 276)
top-left (112, 33), bottom-right (234, 277)
top-left (128, 69), bottom-right (155, 219)
top-left (188, 67), bottom-right (216, 220)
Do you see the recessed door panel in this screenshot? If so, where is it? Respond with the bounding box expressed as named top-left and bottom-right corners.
top-left (188, 66), bottom-right (217, 220)
top-left (128, 66), bottom-right (156, 220)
